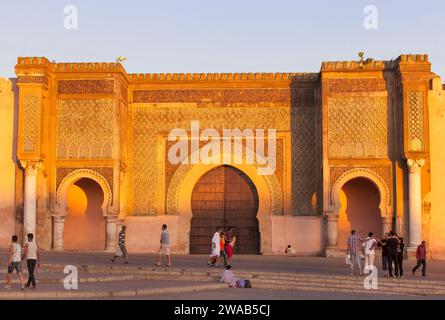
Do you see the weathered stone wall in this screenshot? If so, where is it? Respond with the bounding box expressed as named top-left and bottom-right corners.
top-left (0, 78), bottom-right (16, 247)
top-left (428, 77), bottom-right (445, 260)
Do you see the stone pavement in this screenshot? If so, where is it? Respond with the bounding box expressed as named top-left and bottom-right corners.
top-left (0, 250), bottom-right (444, 299)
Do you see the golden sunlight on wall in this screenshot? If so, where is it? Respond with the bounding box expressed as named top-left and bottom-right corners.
top-left (0, 78), bottom-right (15, 247)
top-left (64, 178), bottom-right (105, 250)
top-left (337, 178), bottom-right (382, 249)
top-left (429, 77), bottom-right (445, 259)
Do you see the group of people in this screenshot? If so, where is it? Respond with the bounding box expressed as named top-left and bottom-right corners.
top-left (3, 233), bottom-right (40, 290)
top-left (208, 227), bottom-right (236, 267)
top-left (347, 230), bottom-right (428, 278)
top-left (111, 224), bottom-right (172, 267)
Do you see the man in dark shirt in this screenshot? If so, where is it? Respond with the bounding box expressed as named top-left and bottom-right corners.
top-left (386, 231), bottom-right (400, 278)
top-left (111, 225), bottom-right (129, 264)
top-left (377, 233), bottom-right (389, 277)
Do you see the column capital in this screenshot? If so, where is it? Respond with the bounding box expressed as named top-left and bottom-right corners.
top-left (52, 215), bottom-right (65, 223)
top-left (323, 210), bottom-right (338, 222)
top-left (406, 158), bottom-right (425, 173)
top-left (20, 159), bottom-right (43, 175)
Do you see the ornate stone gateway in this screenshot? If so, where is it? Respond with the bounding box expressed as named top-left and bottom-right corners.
top-left (190, 165), bottom-right (260, 254)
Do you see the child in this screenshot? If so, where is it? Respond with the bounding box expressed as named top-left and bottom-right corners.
top-left (219, 232), bottom-right (227, 267)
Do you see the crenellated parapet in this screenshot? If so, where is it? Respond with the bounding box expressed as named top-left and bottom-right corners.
top-left (128, 72), bottom-right (319, 83)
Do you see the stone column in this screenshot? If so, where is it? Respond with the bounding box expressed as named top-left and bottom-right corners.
top-left (52, 215), bottom-right (65, 251)
top-left (325, 211), bottom-right (339, 257)
top-left (20, 160), bottom-right (41, 238)
top-left (407, 159), bottom-right (425, 248)
top-left (382, 216), bottom-right (393, 236)
top-left (105, 214), bottom-right (118, 252)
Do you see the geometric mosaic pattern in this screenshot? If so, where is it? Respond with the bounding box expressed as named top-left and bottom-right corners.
top-left (56, 99), bottom-right (114, 159)
top-left (328, 96), bottom-right (388, 158)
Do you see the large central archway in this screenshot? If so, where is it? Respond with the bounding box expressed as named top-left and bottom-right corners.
top-left (190, 165), bottom-right (260, 254)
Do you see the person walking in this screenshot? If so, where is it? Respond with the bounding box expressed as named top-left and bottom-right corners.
top-left (386, 231), bottom-right (400, 278)
top-left (397, 237), bottom-right (405, 278)
top-left (412, 241), bottom-right (427, 277)
top-left (363, 232), bottom-right (377, 275)
top-left (225, 227), bottom-right (236, 265)
top-left (22, 233), bottom-right (39, 289)
top-left (208, 227), bottom-right (221, 267)
top-left (219, 232), bottom-right (227, 267)
top-left (377, 233), bottom-right (389, 277)
top-left (4, 235), bottom-right (24, 290)
top-left (347, 230), bottom-right (363, 276)
top-left (111, 225), bottom-right (129, 264)
top-left (156, 224), bottom-right (172, 267)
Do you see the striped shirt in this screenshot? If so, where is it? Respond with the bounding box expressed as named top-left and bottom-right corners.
top-left (348, 234), bottom-right (361, 254)
top-left (118, 230), bottom-right (126, 246)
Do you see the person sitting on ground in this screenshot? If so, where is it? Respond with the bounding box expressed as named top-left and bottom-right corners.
top-left (220, 265), bottom-right (252, 288)
top-left (285, 245), bottom-right (295, 257)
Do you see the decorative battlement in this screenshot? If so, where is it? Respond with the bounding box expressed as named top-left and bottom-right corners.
top-left (397, 54), bottom-right (429, 63)
top-left (322, 54), bottom-right (429, 72)
top-left (55, 62), bottom-right (125, 73)
top-left (15, 54), bottom-right (431, 82)
top-left (128, 72), bottom-right (320, 82)
top-left (17, 57), bottom-right (51, 66)
top-left (321, 60), bottom-right (397, 72)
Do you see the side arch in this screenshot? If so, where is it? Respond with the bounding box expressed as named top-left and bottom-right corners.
top-left (56, 168), bottom-right (112, 216)
top-left (330, 168), bottom-right (391, 219)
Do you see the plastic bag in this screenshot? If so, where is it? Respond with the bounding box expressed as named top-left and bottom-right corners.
top-left (345, 254), bottom-right (351, 265)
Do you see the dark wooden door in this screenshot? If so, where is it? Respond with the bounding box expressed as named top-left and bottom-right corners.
top-left (190, 165), bottom-right (260, 254)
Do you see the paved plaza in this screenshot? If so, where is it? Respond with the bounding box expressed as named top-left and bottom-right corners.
top-left (0, 250), bottom-right (445, 300)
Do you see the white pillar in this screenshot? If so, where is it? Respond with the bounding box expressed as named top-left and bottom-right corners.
top-left (407, 159), bottom-right (425, 248)
top-left (382, 216), bottom-right (393, 236)
top-left (105, 215), bottom-right (118, 252)
top-left (52, 215), bottom-right (65, 251)
top-left (325, 211), bottom-right (339, 257)
top-left (21, 160), bottom-right (40, 238)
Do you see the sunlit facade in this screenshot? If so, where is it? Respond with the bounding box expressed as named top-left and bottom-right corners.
top-left (1, 55), bottom-right (444, 259)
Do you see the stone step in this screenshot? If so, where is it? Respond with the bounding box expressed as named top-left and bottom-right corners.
top-left (6, 271), bottom-right (445, 295)
top-left (0, 282), bottom-right (227, 299)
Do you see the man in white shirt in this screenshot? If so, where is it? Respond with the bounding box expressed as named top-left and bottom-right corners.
top-left (363, 232), bottom-right (377, 275)
top-left (208, 227), bottom-right (221, 267)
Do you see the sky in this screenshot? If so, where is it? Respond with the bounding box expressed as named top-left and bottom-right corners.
top-left (0, 0), bottom-right (444, 78)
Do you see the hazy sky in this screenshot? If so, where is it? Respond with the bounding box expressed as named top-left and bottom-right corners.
top-left (0, 0), bottom-right (444, 78)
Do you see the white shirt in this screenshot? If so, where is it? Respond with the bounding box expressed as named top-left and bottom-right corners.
top-left (11, 243), bottom-right (22, 262)
top-left (26, 241), bottom-right (38, 260)
top-left (221, 270), bottom-right (239, 287)
top-left (363, 237), bottom-right (377, 255)
top-left (210, 232), bottom-right (220, 257)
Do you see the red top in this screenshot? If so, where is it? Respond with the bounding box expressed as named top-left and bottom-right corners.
top-left (416, 245), bottom-right (427, 260)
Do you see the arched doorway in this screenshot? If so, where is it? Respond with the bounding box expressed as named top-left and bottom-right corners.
top-left (337, 177), bottom-right (382, 250)
top-left (64, 178), bottom-right (106, 250)
top-left (190, 165), bottom-right (260, 254)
